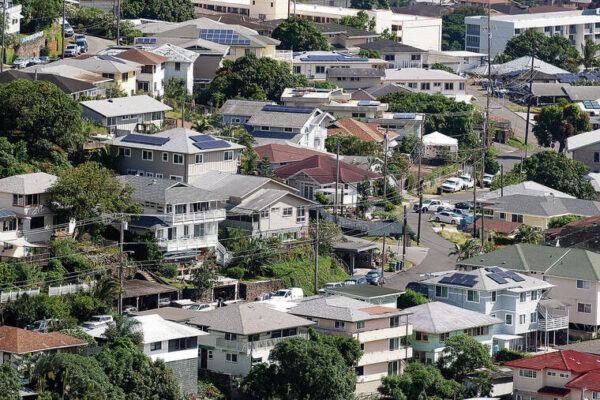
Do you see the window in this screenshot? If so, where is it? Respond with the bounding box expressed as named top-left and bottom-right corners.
top-left (421, 82), bottom-right (430, 90)
top-left (444, 82), bottom-right (454, 90)
top-left (296, 207), bottom-right (306, 223)
top-left (102, 73), bottom-right (115, 79)
top-left (439, 332), bottom-right (450, 342)
top-left (531, 290), bottom-right (538, 300)
top-left (170, 175), bottom-right (183, 182)
top-left (388, 361), bottom-right (399, 376)
top-left (491, 291), bottom-right (497, 302)
top-left (352, 112), bottom-right (366, 118)
top-left (411, 54), bottom-right (421, 61)
top-left (530, 312), bottom-right (537, 323)
top-left (519, 369), bottom-right (537, 378)
top-left (162, 152), bottom-right (168, 162)
top-left (560, 373), bottom-right (570, 378)
top-left (142, 150), bottom-right (153, 161)
top-left (173, 153), bottom-right (184, 165)
top-left (225, 353), bottom-right (238, 363)
top-left (467, 290), bottom-right (479, 303)
top-left (13, 194), bottom-right (39, 206)
top-left (433, 82), bottom-right (441, 87)
top-left (224, 150), bottom-right (234, 161)
top-left (195, 154), bottom-right (203, 164)
top-left (356, 321), bottom-right (365, 330)
top-left (520, 292), bottom-right (527, 302)
top-left (315, 66), bottom-right (325, 74)
top-left (122, 72), bottom-right (129, 82)
top-left (505, 314), bottom-right (513, 325)
top-left (499, 212), bottom-right (506, 220)
top-left (408, 82), bottom-right (417, 89)
top-left (283, 207), bottom-right (293, 217)
top-left (294, 66), bottom-right (301, 73)
top-left (385, 54), bottom-right (395, 61)
top-left (271, 330), bottom-right (282, 338)
top-left (156, 173), bottom-right (163, 178)
top-left (284, 127), bottom-right (293, 132)
top-left (459, 82), bottom-right (465, 90)
top-left (465, 326), bottom-right (488, 336)
top-left (248, 334), bottom-right (260, 342)
top-left (389, 337), bottom-right (400, 351)
top-left (334, 320), bottom-right (345, 329)
top-left (511, 214), bottom-right (524, 223)
top-left (519, 314), bottom-right (526, 324)
top-left (547, 371), bottom-right (556, 376)
top-left (168, 337), bottom-right (197, 352)
top-left (208, 350), bottom-right (213, 359)
top-left (355, 366), bottom-right (364, 376)
top-left (390, 316), bottom-right (400, 328)
top-left (119, 147), bottom-right (131, 157)
top-left (224, 332), bottom-right (237, 341)
top-left (260, 210), bottom-right (269, 219)
top-left (175, 62), bottom-right (181, 71)
top-left (577, 280), bottom-right (591, 289)
top-left (150, 341), bottom-right (162, 351)
top-left (415, 331), bottom-right (428, 342)
top-left (578, 303), bottom-right (592, 313)
top-left (435, 286), bottom-right (448, 298)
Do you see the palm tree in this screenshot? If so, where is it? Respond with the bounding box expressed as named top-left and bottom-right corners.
top-left (450, 238), bottom-right (483, 261)
top-left (103, 315), bottom-right (143, 346)
top-left (514, 225), bottom-right (543, 245)
top-left (193, 115), bottom-right (213, 132)
top-left (580, 38), bottom-right (600, 71)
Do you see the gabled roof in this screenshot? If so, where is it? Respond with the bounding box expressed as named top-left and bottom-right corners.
top-left (246, 106), bottom-right (330, 130)
top-left (486, 194), bottom-right (600, 218)
top-left (405, 302), bottom-right (502, 334)
top-left (366, 82), bottom-right (414, 97)
top-left (289, 295), bottom-right (410, 322)
top-left (468, 56), bottom-right (569, 77)
top-left (465, 218), bottom-right (522, 235)
top-left (150, 43), bottom-right (199, 63)
top-left (0, 326), bottom-right (87, 354)
top-left (229, 188), bottom-right (313, 214)
top-left (253, 143), bottom-right (326, 164)
top-left (505, 350), bottom-right (600, 374)
top-left (54, 54), bottom-right (141, 74)
top-left (481, 181), bottom-right (574, 201)
top-left (351, 89), bottom-right (376, 101)
top-left (566, 370), bottom-right (600, 392)
top-left (81, 95), bottom-right (172, 118)
top-left (189, 170), bottom-right (294, 199)
top-left (219, 99), bottom-right (275, 116)
top-left (567, 129), bottom-right (600, 152)
top-left (0, 70), bottom-right (96, 94)
top-left (357, 39), bottom-right (425, 54)
top-left (116, 175), bottom-right (225, 204)
top-left (114, 47), bottom-right (168, 65)
top-left (134, 306), bottom-right (207, 322)
top-left (0, 172), bottom-right (57, 195)
top-left (187, 302), bottom-right (314, 335)
top-left (327, 117), bottom-right (395, 143)
top-left (274, 154), bottom-right (380, 184)
top-left (131, 314), bottom-right (205, 343)
top-left (562, 85), bottom-right (600, 102)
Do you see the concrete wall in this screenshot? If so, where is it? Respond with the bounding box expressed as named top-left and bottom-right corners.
top-left (239, 279), bottom-right (284, 300)
top-left (166, 357), bottom-right (198, 396)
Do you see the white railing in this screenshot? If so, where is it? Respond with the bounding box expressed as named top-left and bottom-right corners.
top-left (353, 325), bottom-right (412, 342)
top-left (358, 347), bottom-right (412, 366)
top-left (216, 333), bottom-right (309, 353)
top-left (158, 236), bottom-right (217, 252)
top-left (49, 282), bottom-right (95, 296)
top-left (273, 50), bottom-right (293, 61)
top-left (166, 209), bottom-right (226, 224)
top-left (538, 316), bottom-right (569, 331)
top-left (1, 288), bottom-right (40, 303)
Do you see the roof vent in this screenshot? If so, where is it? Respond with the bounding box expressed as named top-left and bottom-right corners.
top-left (151, 179), bottom-right (157, 185)
top-left (108, 99), bottom-right (113, 103)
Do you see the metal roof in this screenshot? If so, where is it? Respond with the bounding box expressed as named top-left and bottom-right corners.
top-left (289, 295), bottom-right (410, 322)
top-left (80, 95), bottom-right (172, 118)
top-left (0, 172), bottom-right (57, 195)
top-left (405, 302), bottom-right (502, 334)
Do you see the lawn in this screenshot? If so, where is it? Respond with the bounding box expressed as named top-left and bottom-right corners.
top-left (438, 229), bottom-right (472, 246)
top-left (268, 256), bottom-right (349, 295)
top-left (505, 103), bottom-right (541, 114)
top-left (506, 137), bottom-right (534, 151)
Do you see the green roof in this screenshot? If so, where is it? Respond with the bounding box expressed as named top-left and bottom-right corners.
top-left (459, 244), bottom-right (600, 281)
top-left (325, 284), bottom-right (403, 299)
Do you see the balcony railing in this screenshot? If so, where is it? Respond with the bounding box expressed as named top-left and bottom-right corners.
top-left (538, 316), bottom-right (569, 331)
top-left (158, 236), bottom-right (217, 251)
top-left (358, 347), bottom-right (412, 366)
top-left (216, 333), bottom-right (309, 353)
top-left (273, 50), bottom-right (293, 62)
top-left (166, 209), bottom-right (226, 224)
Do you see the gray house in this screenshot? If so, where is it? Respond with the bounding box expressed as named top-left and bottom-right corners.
top-left (326, 68), bottom-right (384, 90)
top-left (356, 39), bottom-right (426, 69)
top-left (567, 129), bottom-right (600, 172)
top-left (111, 128), bottom-right (245, 182)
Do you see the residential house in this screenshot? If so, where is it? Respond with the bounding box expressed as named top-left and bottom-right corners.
top-left (0, 172), bottom-right (73, 243)
top-left (485, 194), bottom-right (600, 230)
top-left (111, 128), bottom-right (244, 181)
top-left (420, 267), bottom-right (555, 351)
top-left (291, 51), bottom-right (386, 81)
top-left (559, 338), bottom-right (600, 355)
top-left (422, 50), bottom-right (486, 73)
top-left (531, 83), bottom-right (570, 105)
top-left (114, 48), bottom-right (168, 97)
top-left (131, 314), bottom-right (206, 396)
top-left (384, 68), bottom-right (466, 95)
top-left (116, 175), bottom-right (227, 254)
top-left (253, 143), bottom-right (326, 170)
top-left (421, 131), bottom-right (458, 159)
top-left (0, 70), bottom-right (99, 100)
top-left (478, 181), bottom-right (574, 201)
top-left (405, 301), bottom-right (503, 364)
top-left (187, 303), bottom-right (314, 376)
top-left (356, 39), bottom-right (426, 69)
top-left (274, 154), bottom-right (380, 205)
top-left (23, 64), bottom-right (112, 97)
top-left (189, 171), bottom-right (314, 241)
top-left (218, 100), bottom-right (334, 151)
top-left (459, 244), bottom-right (600, 333)
top-left (53, 55), bottom-right (141, 95)
top-left (505, 349), bottom-right (600, 400)
top-left (366, 82), bottom-right (414, 98)
top-left (289, 295), bottom-right (412, 394)
top-left (315, 22), bottom-right (380, 51)
top-left (327, 117), bottom-right (399, 147)
top-left (81, 95), bottom-right (172, 134)
top-left (324, 285), bottom-right (404, 308)
top-left (563, 86), bottom-right (600, 129)
top-left (546, 213), bottom-right (600, 251)
top-left (0, 209), bottom-right (19, 258)
top-left (567, 129), bottom-right (600, 172)
top-left (150, 44), bottom-right (199, 95)
top-left (466, 218), bottom-right (523, 242)
top-left (468, 56), bottom-right (568, 82)
top-left (0, 1), bottom-right (21, 34)
top-left (326, 68), bottom-right (385, 90)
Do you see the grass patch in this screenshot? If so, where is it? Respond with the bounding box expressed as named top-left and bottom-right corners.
top-left (439, 229), bottom-right (472, 245)
top-left (268, 256), bottom-right (349, 296)
top-left (505, 103), bottom-right (542, 114)
top-left (506, 137), bottom-right (534, 150)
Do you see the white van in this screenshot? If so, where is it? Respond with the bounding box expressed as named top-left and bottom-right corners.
top-left (271, 287), bottom-right (304, 301)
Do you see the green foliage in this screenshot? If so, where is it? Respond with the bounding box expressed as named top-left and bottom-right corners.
top-left (503, 30), bottom-right (580, 72)
top-left (308, 328), bottom-right (363, 367)
top-left (224, 266), bottom-right (245, 280)
top-left (339, 10), bottom-right (376, 31)
top-left (47, 162), bottom-right (142, 222)
top-left (450, 238), bottom-right (483, 261)
top-left (124, 231), bottom-right (162, 262)
top-left (397, 289), bottom-right (429, 308)
top-left (122, 0), bottom-right (194, 22)
top-left (351, 0), bottom-right (389, 8)
top-left (579, 38), bottom-right (600, 70)
top-left (164, 78), bottom-right (189, 108)
top-left (272, 17), bottom-right (329, 51)
top-left (490, 169), bottom-right (520, 190)
top-left (0, 262), bottom-right (42, 289)
top-left (437, 334), bottom-right (493, 381)
top-left (358, 48), bottom-right (382, 59)
top-left (268, 256), bottom-right (348, 295)
top-left (3, 294), bottom-right (78, 328)
top-left (0, 363), bottom-right (20, 400)
top-left (325, 133), bottom-right (382, 156)
top-left (378, 91), bottom-right (474, 138)
top-left (156, 263), bottom-right (179, 279)
top-left (222, 229), bottom-right (275, 277)
top-left (310, 81), bottom-right (337, 90)
top-left (548, 215), bottom-right (586, 228)
top-left (68, 293), bottom-right (110, 323)
top-left (441, 6), bottom-right (486, 50)
top-left (378, 361), bottom-right (464, 400)
top-left (533, 101), bottom-right (591, 152)
top-left (495, 348), bottom-right (530, 363)
top-left (198, 378), bottom-right (226, 399)
top-left (431, 63), bottom-right (455, 73)
top-left (197, 54), bottom-right (308, 108)
top-left (314, 191), bottom-right (331, 205)
top-left (191, 257), bottom-right (218, 300)
top-left (514, 225), bottom-right (543, 245)
top-left (59, 328), bottom-right (98, 347)
top-left (16, 0), bottom-right (61, 32)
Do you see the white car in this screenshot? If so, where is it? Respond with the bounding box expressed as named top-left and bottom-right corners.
top-left (483, 174), bottom-right (494, 187)
top-left (64, 44), bottom-right (79, 57)
top-left (433, 211), bottom-right (464, 224)
top-left (271, 287), bottom-right (304, 301)
top-left (318, 282), bottom-right (345, 294)
top-left (413, 199), bottom-right (452, 212)
top-left (458, 175), bottom-right (474, 189)
top-left (82, 314), bottom-right (113, 331)
top-left (441, 178), bottom-right (463, 193)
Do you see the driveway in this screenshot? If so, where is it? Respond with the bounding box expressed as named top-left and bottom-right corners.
top-left (86, 35), bottom-right (115, 55)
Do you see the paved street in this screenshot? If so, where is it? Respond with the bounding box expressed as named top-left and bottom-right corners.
top-left (86, 35), bottom-right (115, 55)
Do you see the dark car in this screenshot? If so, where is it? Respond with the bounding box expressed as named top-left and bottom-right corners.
top-left (345, 276), bottom-right (368, 285)
top-left (454, 202), bottom-right (474, 210)
top-left (365, 270), bottom-right (384, 285)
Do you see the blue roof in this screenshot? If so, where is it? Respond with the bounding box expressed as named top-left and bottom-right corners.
top-left (190, 134), bottom-right (231, 150)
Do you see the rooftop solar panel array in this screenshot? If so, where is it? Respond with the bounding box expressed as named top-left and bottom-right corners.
top-left (394, 113), bottom-right (417, 119)
top-left (98, 54), bottom-right (126, 64)
top-left (200, 29), bottom-right (251, 46)
top-left (190, 134), bottom-right (231, 150)
top-left (556, 73), bottom-right (600, 83)
top-left (262, 104), bottom-right (313, 114)
top-left (135, 37), bottom-right (157, 45)
top-left (484, 267), bottom-right (525, 283)
top-left (438, 273), bottom-right (477, 288)
top-left (122, 134), bottom-right (170, 146)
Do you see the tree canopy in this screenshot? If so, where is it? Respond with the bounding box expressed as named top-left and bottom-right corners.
top-left (533, 100), bottom-right (591, 152)
top-left (122, 0), bottom-right (194, 22)
top-left (397, 289), bottom-right (429, 308)
top-left (197, 54), bottom-right (308, 107)
top-left (272, 18), bottom-right (330, 51)
top-left (0, 363), bottom-right (20, 400)
top-left (339, 11), bottom-right (376, 32)
top-left (351, 0), bottom-right (389, 9)
top-left (325, 134), bottom-right (382, 156)
top-left (15, 0), bottom-right (61, 32)
top-left (502, 30), bottom-right (579, 72)
top-left (441, 6), bottom-right (486, 51)
top-left (437, 335), bottom-right (493, 381)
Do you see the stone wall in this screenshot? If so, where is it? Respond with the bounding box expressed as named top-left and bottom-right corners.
top-left (166, 357), bottom-right (198, 396)
top-left (16, 35), bottom-right (44, 58)
top-left (239, 279), bottom-right (284, 300)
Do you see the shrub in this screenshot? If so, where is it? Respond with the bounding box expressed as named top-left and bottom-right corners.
top-left (224, 267), bottom-right (245, 280)
top-left (40, 46), bottom-right (50, 57)
top-left (495, 348), bottom-right (530, 363)
top-left (156, 264), bottom-right (178, 279)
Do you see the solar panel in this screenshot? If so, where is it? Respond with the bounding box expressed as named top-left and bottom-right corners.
top-left (583, 100), bottom-right (600, 109)
top-left (487, 273), bottom-right (508, 284)
top-left (262, 104), bottom-right (313, 114)
top-left (505, 270), bottom-right (525, 282)
top-left (439, 273), bottom-right (477, 287)
top-left (193, 140), bottom-right (231, 150)
top-left (122, 134), bottom-right (170, 146)
top-left (190, 134), bottom-right (216, 143)
top-left (394, 113), bottom-right (417, 119)
top-left (98, 54), bottom-right (126, 64)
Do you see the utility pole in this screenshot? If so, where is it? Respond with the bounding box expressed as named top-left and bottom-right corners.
top-left (519, 39), bottom-right (536, 183)
top-left (0, 0), bottom-right (6, 72)
top-left (381, 129), bottom-right (389, 282)
top-left (181, 100), bottom-right (185, 128)
top-left (402, 205), bottom-right (407, 269)
top-left (416, 128), bottom-right (424, 245)
top-left (61, 0), bottom-right (66, 59)
top-left (116, 0), bottom-right (121, 45)
top-left (118, 220), bottom-right (126, 315)
top-left (481, 0), bottom-right (492, 189)
top-left (334, 141), bottom-right (340, 224)
top-left (314, 213), bottom-right (319, 294)
top-left (481, 206), bottom-right (485, 247)
top-left (473, 169), bottom-right (477, 237)
top-left (500, 164), bottom-right (504, 197)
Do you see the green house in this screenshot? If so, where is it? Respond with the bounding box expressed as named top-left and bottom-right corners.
top-left (405, 301), bottom-right (502, 365)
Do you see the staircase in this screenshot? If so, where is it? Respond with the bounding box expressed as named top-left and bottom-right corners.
top-left (136, 270), bottom-right (156, 282)
top-left (215, 241), bottom-right (232, 266)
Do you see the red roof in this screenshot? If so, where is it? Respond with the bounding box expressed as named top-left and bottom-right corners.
top-left (505, 350), bottom-right (600, 374)
top-left (327, 118), bottom-right (397, 143)
top-left (543, 214), bottom-right (600, 237)
top-left (0, 326), bottom-right (87, 354)
top-left (114, 48), bottom-right (168, 65)
top-left (566, 370), bottom-right (600, 392)
top-left (538, 386), bottom-right (570, 397)
top-left (274, 154), bottom-right (380, 184)
top-left (466, 219), bottom-right (522, 235)
top-left (253, 143), bottom-right (325, 164)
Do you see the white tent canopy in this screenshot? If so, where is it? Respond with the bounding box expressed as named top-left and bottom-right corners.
top-left (422, 131), bottom-right (458, 146)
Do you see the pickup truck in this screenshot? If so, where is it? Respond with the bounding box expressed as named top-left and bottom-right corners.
top-left (441, 178), bottom-right (463, 193)
top-left (413, 199), bottom-right (451, 213)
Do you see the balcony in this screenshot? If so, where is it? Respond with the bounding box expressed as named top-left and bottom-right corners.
top-left (158, 235), bottom-right (218, 252)
top-left (272, 50), bottom-right (293, 62)
top-left (357, 347), bottom-right (412, 366)
top-left (538, 316), bottom-right (569, 331)
top-left (353, 325), bottom-right (412, 342)
top-left (216, 333), bottom-right (309, 353)
top-left (165, 209), bottom-right (226, 224)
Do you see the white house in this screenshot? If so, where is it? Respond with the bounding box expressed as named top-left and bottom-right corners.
top-left (0, 208), bottom-right (20, 258)
top-left (421, 131), bottom-right (458, 159)
top-left (291, 51), bottom-right (386, 81)
top-left (80, 95), bottom-right (172, 134)
top-left (1, 0), bottom-right (22, 34)
top-left (150, 44), bottom-right (198, 95)
top-left (356, 39), bottom-right (426, 69)
top-left (114, 48), bottom-right (167, 97)
top-left (384, 68), bottom-right (466, 96)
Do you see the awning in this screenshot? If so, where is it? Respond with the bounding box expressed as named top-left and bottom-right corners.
top-left (198, 344), bottom-right (215, 350)
top-left (3, 238), bottom-right (46, 247)
top-left (493, 334), bottom-right (522, 341)
top-left (538, 386), bottom-right (570, 397)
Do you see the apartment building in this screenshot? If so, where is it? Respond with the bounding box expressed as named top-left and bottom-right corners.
top-left (81, 95), bottom-right (172, 134)
top-left (116, 175), bottom-right (227, 254)
top-left (114, 48), bottom-right (167, 97)
top-left (111, 128), bottom-right (244, 182)
top-left (421, 267), bottom-right (554, 352)
top-left (291, 51), bottom-right (386, 81)
top-left (187, 303), bottom-right (314, 376)
top-left (289, 295), bottom-right (412, 394)
top-left (356, 39), bottom-right (426, 69)
top-left (0, 1), bottom-right (23, 34)
top-left (383, 68), bottom-right (466, 95)
top-left (150, 44), bottom-right (199, 95)
top-left (326, 68), bottom-right (385, 90)
top-left (465, 9), bottom-right (600, 57)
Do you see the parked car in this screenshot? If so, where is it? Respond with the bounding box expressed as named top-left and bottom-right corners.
top-left (12, 58), bottom-right (29, 69)
top-left (344, 276), bottom-right (368, 285)
top-left (75, 39), bottom-right (88, 53)
top-left (74, 33), bottom-right (86, 41)
top-left (64, 44), bottom-right (79, 57)
top-left (451, 208), bottom-right (472, 217)
top-left (62, 22), bottom-right (74, 37)
top-left (483, 174), bottom-right (494, 187)
top-left (271, 287), bottom-right (304, 301)
top-left (82, 315), bottom-right (113, 331)
top-left (318, 281), bottom-right (345, 293)
top-left (454, 202), bottom-right (474, 210)
top-left (441, 178), bottom-right (463, 193)
top-left (365, 270), bottom-right (384, 285)
top-left (458, 175), bottom-right (474, 189)
top-left (170, 299), bottom-right (196, 309)
top-left (413, 199), bottom-right (451, 213)
top-left (27, 318), bottom-right (60, 332)
top-left (189, 303), bottom-right (214, 311)
top-left (122, 305), bottom-right (138, 315)
top-left (433, 211), bottom-right (464, 224)
top-left (158, 297), bottom-right (171, 307)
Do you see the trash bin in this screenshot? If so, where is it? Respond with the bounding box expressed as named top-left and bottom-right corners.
top-left (437, 187), bottom-right (443, 195)
top-left (397, 261), bottom-right (404, 271)
top-left (388, 261), bottom-right (397, 272)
